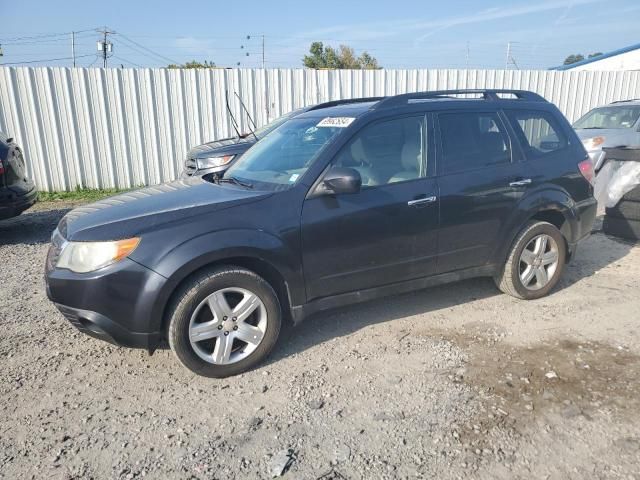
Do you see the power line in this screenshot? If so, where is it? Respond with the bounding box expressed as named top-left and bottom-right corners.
top-left (110, 39), bottom-right (163, 66)
top-left (112, 55), bottom-right (143, 68)
top-left (115, 32), bottom-right (179, 65)
top-left (0, 29), bottom-right (98, 44)
top-left (1, 53), bottom-right (94, 65)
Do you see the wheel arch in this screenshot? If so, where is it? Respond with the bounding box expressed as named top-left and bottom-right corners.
top-left (492, 188), bottom-right (578, 267)
top-left (157, 255), bottom-right (295, 339)
top-left (147, 229), bottom-right (304, 339)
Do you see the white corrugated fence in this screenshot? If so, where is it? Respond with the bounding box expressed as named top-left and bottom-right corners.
top-left (0, 67), bottom-right (638, 191)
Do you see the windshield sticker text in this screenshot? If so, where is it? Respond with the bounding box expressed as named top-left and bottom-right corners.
top-left (317, 117), bottom-right (355, 128)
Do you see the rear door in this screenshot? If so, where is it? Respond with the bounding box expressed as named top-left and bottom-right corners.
top-left (435, 109), bottom-right (529, 272)
top-left (301, 114), bottom-right (439, 300)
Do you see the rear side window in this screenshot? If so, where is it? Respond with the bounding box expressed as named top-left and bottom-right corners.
top-left (437, 112), bottom-right (511, 174)
top-left (506, 110), bottom-right (568, 158)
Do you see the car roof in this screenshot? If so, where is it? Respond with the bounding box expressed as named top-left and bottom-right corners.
top-left (295, 90), bottom-right (549, 121)
top-left (296, 101), bottom-right (380, 119)
top-left (606, 100), bottom-right (640, 107)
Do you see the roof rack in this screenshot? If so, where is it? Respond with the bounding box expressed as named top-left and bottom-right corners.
top-left (611, 99), bottom-right (640, 104)
top-left (307, 97), bottom-right (384, 111)
top-left (373, 89), bottom-right (546, 110)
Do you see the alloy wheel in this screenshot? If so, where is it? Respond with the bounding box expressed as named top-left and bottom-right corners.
top-left (518, 234), bottom-right (559, 291)
top-left (188, 287), bottom-right (267, 365)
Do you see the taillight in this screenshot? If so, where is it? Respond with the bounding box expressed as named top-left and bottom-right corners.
top-left (578, 158), bottom-right (594, 185)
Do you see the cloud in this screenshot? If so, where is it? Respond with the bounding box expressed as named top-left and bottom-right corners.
top-left (294, 0), bottom-right (606, 46)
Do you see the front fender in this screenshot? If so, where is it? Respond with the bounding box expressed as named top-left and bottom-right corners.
top-left (146, 229), bottom-right (304, 332)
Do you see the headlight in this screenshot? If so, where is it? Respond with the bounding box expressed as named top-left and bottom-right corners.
top-left (582, 136), bottom-right (605, 150)
top-left (195, 155), bottom-right (235, 170)
top-left (56, 238), bottom-right (140, 273)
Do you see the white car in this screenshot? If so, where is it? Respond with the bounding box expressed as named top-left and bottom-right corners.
top-left (573, 100), bottom-right (640, 172)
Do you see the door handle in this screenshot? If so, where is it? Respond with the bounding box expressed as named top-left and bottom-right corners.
top-left (407, 195), bottom-right (437, 206)
top-left (509, 178), bottom-right (532, 187)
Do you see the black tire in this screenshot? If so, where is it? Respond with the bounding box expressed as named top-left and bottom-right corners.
top-left (494, 221), bottom-right (567, 300)
top-left (167, 266), bottom-right (282, 378)
top-left (621, 186), bottom-right (640, 203)
top-left (605, 200), bottom-right (640, 222)
top-left (603, 216), bottom-right (640, 241)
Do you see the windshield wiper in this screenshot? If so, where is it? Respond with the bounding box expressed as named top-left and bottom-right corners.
top-left (218, 176), bottom-right (254, 189)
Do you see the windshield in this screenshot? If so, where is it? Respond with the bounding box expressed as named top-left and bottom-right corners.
top-left (252, 110), bottom-right (299, 138)
top-left (224, 117), bottom-right (346, 191)
top-left (574, 106), bottom-right (640, 130)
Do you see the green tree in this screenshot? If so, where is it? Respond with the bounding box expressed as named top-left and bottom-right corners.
top-left (303, 42), bottom-right (381, 69)
top-left (167, 60), bottom-right (216, 69)
top-left (563, 52), bottom-right (603, 65)
top-left (563, 54), bottom-right (585, 65)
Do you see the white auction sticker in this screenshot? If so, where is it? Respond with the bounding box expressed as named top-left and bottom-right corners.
top-left (316, 117), bottom-right (355, 128)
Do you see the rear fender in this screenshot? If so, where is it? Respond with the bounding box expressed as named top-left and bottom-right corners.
top-left (491, 187), bottom-right (577, 266)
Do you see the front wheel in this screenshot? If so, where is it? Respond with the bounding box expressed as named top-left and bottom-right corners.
top-left (167, 267), bottom-right (281, 378)
top-left (494, 221), bottom-right (566, 300)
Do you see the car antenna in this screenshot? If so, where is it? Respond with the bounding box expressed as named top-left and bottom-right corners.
top-left (225, 90), bottom-right (242, 138)
top-left (234, 91), bottom-right (259, 141)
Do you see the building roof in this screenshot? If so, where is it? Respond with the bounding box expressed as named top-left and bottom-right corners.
top-left (549, 42), bottom-right (640, 71)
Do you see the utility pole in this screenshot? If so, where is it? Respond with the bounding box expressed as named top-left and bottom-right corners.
top-left (505, 41), bottom-right (520, 70)
top-left (96, 27), bottom-right (115, 68)
top-left (505, 41), bottom-right (511, 70)
top-left (71, 31), bottom-right (76, 67)
top-left (466, 41), bottom-right (470, 69)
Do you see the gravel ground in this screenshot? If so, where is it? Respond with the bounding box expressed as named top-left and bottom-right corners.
top-left (1, 203), bottom-right (639, 480)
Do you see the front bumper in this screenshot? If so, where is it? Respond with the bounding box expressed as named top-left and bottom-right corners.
top-left (45, 257), bottom-right (167, 350)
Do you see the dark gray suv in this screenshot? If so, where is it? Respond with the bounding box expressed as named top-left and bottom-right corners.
top-left (46, 90), bottom-right (596, 378)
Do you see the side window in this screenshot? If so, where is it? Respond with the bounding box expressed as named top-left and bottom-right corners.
top-left (438, 112), bottom-right (511, 174)
top-left (506, 110), bottom-right (568, 158)
top-left (334, 116), bottom-right (425, 187)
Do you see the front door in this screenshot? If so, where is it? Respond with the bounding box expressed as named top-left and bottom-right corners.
top-left (301, 114), bottom-right (439, 300)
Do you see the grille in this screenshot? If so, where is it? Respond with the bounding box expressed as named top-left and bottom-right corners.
top-left (184, 157), bottom-right (197, 176)
top-left (45, 229), bottom-right (66, 272)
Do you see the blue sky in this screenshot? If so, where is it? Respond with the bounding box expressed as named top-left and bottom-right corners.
top-left (1, 0), bottom-right (639, 69)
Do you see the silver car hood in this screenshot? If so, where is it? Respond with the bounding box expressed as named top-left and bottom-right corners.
top-left (575, 128), bottom-right (637, 147)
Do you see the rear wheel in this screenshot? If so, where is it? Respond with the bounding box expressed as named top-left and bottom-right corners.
top-left (168, 266), bottom-right (281, 378)
top-left (495, 221), bottom-right (566, 299)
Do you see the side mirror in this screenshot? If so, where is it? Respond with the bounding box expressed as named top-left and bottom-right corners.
top-left (322, 167), bottom-right (362, 195)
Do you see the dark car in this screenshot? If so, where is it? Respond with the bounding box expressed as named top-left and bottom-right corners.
top-left (0, 132), bottom-right (37, 220)
top-left (45, 89), bottom-right (596, 378)
top-left (182, 98), bottom-right (383, 177)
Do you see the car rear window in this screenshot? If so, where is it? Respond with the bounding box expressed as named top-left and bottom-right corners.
top-left (505, 110), bottom-right (568, 158)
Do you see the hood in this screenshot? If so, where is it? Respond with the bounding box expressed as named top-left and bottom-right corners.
top-left (58, 177), bottom-right (270, 242)
top-left (187, 136), bottom-right (256, 159)
top-left (574, 128), bottom-right (637, 149)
